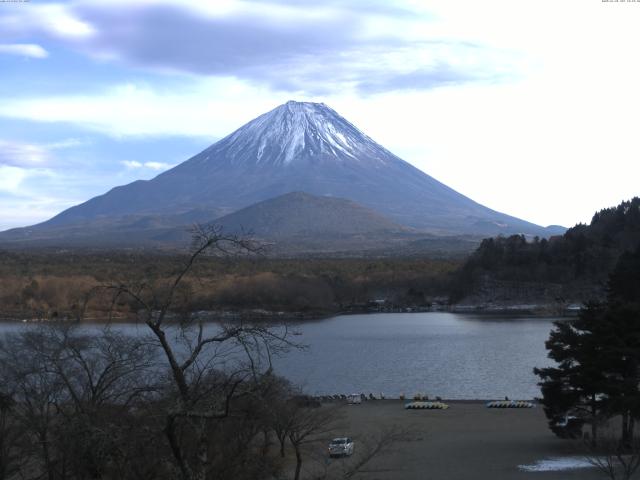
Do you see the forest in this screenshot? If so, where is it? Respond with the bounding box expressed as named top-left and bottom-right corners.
top-left (450, 197), bottom-right (640, 303)
top-left (0, 249), bottom-right (458, 321)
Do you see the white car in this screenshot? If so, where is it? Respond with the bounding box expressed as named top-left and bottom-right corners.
top-left (329, 437), bottom-right (355, 457)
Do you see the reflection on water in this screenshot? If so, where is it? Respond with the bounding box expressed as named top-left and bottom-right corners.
top-left (0, 312), bottom-right (558, 400)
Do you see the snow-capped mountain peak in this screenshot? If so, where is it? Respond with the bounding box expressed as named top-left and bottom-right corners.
top-left (197, 100), bottom-right (397, 167)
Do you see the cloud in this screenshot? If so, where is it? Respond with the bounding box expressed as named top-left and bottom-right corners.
top-left (0, 3), bottom-right (95, 40)
top-left (144, 161), bottom-right (173, 170)
top-left (0, 160), bottom-right (67, 230)
top-left (0, 140), bottom-right (50, 168)
top-left (122, 160), bottom-right (174, 170)
top-left (121, 160), bottom-right (143, 168)
top-left (0, 190), bottom-right (78, 231)
top-left (0, 138), bottom-right (87, 171)
top-left (78, 2), bottom-right (511, 94)
top-left (0, 43), bottom-right (48, 58)
top-left (0, 1), bottom-right (512, 95)
top-left (0, 165), bottom-right (55, 197)
top-left (0, 166), bottom-right (29, 194)
top-left (0, 79), bottom-right (290, 138)
top-left (45, 138), bottom-right (89, 149)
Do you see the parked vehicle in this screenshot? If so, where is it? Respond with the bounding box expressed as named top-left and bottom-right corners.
top-left (329, 437), bottom-right (355, 457)
top-left (347, 394), bottom-right (361, 405)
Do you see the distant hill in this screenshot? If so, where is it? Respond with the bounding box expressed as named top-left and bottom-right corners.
top-left (144, 192), bottom-right (482, 256)
top-left (0, 192), bottom-right (479, 255)
top-left (0, 100), bottom-right (563, 250)
top-left (452, 197), bottom-right (640, 305)
top-left (216, 191), bottom-right (405, 237)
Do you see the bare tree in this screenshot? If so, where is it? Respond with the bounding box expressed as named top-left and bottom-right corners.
top-left (584, 430), bottom-right (640, 480)
top-left (0, 323), bottom-right (159, 480)
top-left (257, 376), bottom-right (297, 459)
top-left (50, 325), bottom-right (157, 479)
top-left (29, 324), bottom-right (157, 412)
top-left (287, 403), bottom-right (341, 480)
top-left (101, 225), bottom-right (298, 480)
top-left (0, 392), bottom-right (24, 480)
top-left (0, 328), bottom-right (66, 480)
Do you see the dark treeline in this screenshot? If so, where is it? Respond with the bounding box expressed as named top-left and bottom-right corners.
top-left (451, 197), bottom-right (640, 301)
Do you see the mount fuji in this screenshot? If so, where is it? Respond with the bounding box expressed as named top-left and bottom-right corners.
top-left (0, 101), bottom-right (563, 250)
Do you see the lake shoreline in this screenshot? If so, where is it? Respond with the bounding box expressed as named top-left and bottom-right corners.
top-left (316, 398), bottom-right (540, 404)
top-left (0, 302), bottom-right (580, 324)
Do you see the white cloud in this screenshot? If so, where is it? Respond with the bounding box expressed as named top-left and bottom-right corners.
top-left (0, 140), bottom-right (50, 168)
top-left (122, 160), bottom-right (174, 170)
top-left (122, 160), bottom-right (143, 168)
top-left (0, 139), bottom-right (86, 174)
top-left (0, 166), bottom-right (29, 195)
top-left (0, 79), bottom-right (291, 138)
top-left (37, 3), bottom-right (96, 38)
top-left (0, 3), bottom-right (95, 40)
top-left (0, 165), bottom-right (56, 197)
top-left (1, 0), bottom-right (508, 95)
top-left (144, 161), bottom-right (173, 170)
top-left (0, 164), bottom-right (95, 231)
top-left (45, 138), bottom-right (88, 149)
top-left (0, 43), bottom-right (48, 58)
top-left (0, 193), bottom-right (78, 231)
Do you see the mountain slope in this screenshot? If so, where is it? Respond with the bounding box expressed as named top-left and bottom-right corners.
top-left (2, 100), bottom-right (563, 245)
top-left (149, 192), bottom-right (435, 255)
top-left (214, 191), bottom-right (407, 238)
top-left (0, 192), bottom-right (468, 255)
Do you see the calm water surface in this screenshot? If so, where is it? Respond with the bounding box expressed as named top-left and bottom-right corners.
top-left (274, 312), bottom-right (557, 399)
top-left (0, 312), bottom-right (558, 400)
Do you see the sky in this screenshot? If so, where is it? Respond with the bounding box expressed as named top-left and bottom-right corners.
top-left (1, 0), bottom-right (639, 231)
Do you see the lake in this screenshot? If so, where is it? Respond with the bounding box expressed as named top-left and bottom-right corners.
top-left (274, 312), bottom-right (557, 400)
top-left (0, 312), bottom-right (558, 400)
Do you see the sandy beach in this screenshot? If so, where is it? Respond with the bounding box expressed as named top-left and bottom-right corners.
top-left (307, 400), bottom-right (602, 480)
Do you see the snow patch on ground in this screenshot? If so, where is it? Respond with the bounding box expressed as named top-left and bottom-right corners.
top-left (518, 457), bottom-right (595, 472)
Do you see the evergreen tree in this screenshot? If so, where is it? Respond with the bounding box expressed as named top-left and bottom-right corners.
top-left (535, 245), bottom-right (640, 445)
top-left (534, 302), bottom-right (608, 443)
top-left (600, 247), bottom-right (640, 445)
